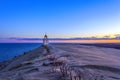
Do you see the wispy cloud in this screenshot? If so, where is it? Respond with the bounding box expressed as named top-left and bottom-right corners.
top-left (6, 34), bottom-right (120, 41)
top-left (9, 37), bottom-right (41, 41)
top-left (0, 34), bottom-right (120, 43)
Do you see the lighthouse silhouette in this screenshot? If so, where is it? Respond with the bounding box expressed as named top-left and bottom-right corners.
top-left (43, 34), bottom-right (48, 46)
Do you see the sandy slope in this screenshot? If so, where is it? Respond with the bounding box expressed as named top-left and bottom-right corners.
top-left (0, 44), bottom-right (120, 80)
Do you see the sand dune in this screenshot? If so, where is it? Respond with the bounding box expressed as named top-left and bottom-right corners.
top-left (0, 44), bottom-right (120, 80)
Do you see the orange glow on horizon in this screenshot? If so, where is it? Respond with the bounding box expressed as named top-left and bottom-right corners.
top-left (50, 40), bottom-right (120, 43)
top-left (2, 39), bottom-right (120, 43)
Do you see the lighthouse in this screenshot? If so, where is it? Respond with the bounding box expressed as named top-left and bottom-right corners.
top-left (43, 34), bottom-right (49, 46)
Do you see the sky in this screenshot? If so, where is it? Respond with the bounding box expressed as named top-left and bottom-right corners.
top-left (0, 0), bottom-right (120, 43)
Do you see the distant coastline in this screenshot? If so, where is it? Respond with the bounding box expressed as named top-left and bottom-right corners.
top-left (51, 43), bottom-right (120, 50)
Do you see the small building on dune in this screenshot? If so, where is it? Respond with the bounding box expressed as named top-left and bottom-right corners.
top-left (43, 34), bottom-right (49, 46)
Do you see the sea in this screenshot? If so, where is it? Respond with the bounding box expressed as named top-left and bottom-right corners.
top-left (0, 43), bottom-right (41, 62)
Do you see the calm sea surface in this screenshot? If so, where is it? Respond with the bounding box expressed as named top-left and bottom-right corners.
top-left (0, 43), bottom-right (41, 62)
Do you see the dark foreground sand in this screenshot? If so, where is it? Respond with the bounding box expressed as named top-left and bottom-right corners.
top-left (0, 44), bottom-right (120, 80)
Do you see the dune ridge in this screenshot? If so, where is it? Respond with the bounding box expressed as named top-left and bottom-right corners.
top-left (0, 44), bottom-right (120, 80)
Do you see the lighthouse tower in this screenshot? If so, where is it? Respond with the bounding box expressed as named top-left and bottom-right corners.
top-left (43, 34), bottom-right (48, 46)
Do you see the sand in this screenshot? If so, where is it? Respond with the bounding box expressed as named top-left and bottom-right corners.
top-left (0, 44), bottom-right (120, 80)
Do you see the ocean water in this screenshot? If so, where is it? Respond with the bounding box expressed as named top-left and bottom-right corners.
top-left (0, 43), bottom-right (41, 62)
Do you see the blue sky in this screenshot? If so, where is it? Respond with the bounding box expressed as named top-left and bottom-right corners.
top-left (0, 0), bottom-right (120, 41)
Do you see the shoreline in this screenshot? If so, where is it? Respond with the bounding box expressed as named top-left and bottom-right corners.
top-left (1, 43), bottom-right (120, 63)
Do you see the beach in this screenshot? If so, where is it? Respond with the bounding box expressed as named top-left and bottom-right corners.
top-left (0, 44), bottom-right (120, 80)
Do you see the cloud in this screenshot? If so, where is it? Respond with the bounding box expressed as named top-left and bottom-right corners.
top-left (115, 34), bottom-right (120, 39)
top-left (2, 34), bottom-right (120, 42)
top-left (9, 37), bottom-right (41, 41)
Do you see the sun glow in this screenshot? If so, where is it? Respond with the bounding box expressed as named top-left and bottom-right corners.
top-left (50, 40), bottom-right (120, 43)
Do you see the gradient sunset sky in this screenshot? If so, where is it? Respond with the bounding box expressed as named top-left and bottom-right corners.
top-left (0, 0), bottom-right (120, 43)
